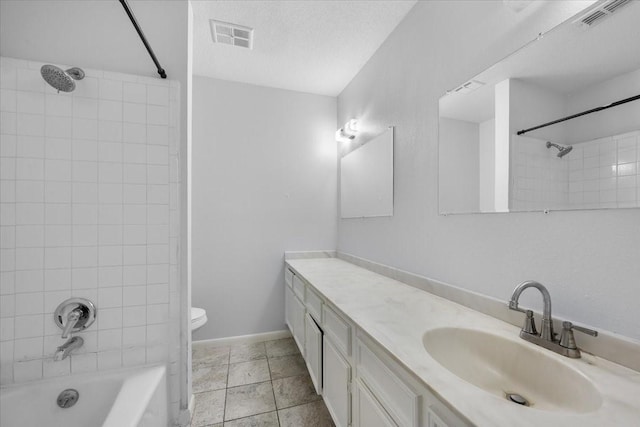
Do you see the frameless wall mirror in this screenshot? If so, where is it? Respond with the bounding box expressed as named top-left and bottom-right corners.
top-left (438, 0), bottom-right (640, 214)
top-left (340, 127), bottom-right (394, 218)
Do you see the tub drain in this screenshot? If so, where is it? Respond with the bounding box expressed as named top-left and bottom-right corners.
top-left (57, 389), bottom-right (79, 409)
top-left (506, 392), bottom-right (529, 406)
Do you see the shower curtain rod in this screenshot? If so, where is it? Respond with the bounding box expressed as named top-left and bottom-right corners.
top-left (119, 0), bottom-right (167, 79)
top-left (516, 94), bottom-right (640, 136)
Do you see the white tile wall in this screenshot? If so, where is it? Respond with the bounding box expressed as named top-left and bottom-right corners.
top-left (510, 131), bottom-right (640, 210)
top-left (511, 135), bottom-right (570, 211)
top-left (0, 55), bottom-right (181, 420)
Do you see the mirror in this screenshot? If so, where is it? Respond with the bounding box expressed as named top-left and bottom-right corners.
top-left (341, 127), bottom-right (394, 218)
top-left (439, 1), bottom-right (640, 214)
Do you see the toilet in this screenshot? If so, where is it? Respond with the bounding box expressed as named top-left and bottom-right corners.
top-left (191, 307), bottom-right (208, 332)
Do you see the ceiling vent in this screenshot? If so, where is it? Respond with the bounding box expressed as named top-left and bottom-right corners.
top-left (447, 80), bottom-right (485, 96)
top-left (575, 0), bottom-right (632, 27)
top-left (210, 20), bottom-right (254, 49)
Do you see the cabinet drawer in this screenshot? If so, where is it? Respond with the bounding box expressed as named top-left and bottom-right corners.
top-left (292, 275), bottom-right (305, 301)
top-left (323, 305), bottom-right (351, 357)
top-left (356, 339), bottom-right (419, 427)
top-left (285, 268), bottom-right (294, 288)
top-left (305, 286), bottom-right (323, 323)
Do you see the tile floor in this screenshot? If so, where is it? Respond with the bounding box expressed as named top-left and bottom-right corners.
top-left (191, 337), bottom-right (335, 427)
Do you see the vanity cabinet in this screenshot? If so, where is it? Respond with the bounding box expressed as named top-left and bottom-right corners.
top-left (355, 378), bottom-right (397, 427)
top-left (305, 312), bottom-right (323, 394)
top-left (285, 268), bottom-right (306, 356)
top-left (284, 284), bottom-right (293, 332)
top-left (323, 335), bottom-right (352, 427)
top-left (291, 292), bottom-right (306, 356)
top-left (285, 263), bottom-right (467, 427)
top-left (355, 335), bottom-right (419, 427)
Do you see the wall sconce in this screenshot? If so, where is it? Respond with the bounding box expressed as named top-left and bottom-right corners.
top-left (336, 119), bottom-right (359, 143)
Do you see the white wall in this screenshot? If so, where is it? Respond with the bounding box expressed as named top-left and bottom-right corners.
top-left (337, 0), bottom-right (640, 340)
top-left (478, 118), bottom-right (495, 212)
top-left (438, 118), bottom-right (479, 213)
top-left (0, 1), bottom-right (191, 420)
top-left (0, 57), bottom-right (180, 389)
top-left (565, 69), bottom-right (640, 144)
top-left (192, 77), bottom-right (337, 340)
top-left (510, 78), bottom-right (567, 143)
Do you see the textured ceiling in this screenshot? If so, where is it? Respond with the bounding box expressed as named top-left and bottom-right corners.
top-left (191, 0), bottom-right (417, 96)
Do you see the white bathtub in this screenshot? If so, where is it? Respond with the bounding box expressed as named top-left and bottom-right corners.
top-left (0, 365), bottom-right (167, 427)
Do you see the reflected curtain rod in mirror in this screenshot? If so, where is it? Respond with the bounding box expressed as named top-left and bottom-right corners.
top-left (517, 94), bottom-right (640, 135)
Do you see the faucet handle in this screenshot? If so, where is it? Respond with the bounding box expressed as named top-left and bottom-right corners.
top-left (521, 310), bottom-right (537, 335)
top-left (559, 321), bottom-right (598, 350)
top-left (570, 322), bottom-right (598, 337)
top-left (61, 308), bottom-right (82, 339)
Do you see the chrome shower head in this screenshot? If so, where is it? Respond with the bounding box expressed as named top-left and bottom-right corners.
top-left (41, 64), bottom-right (85, 93)
top-left (557, 145), bottom-right (573, 158)
top-left (546, 141), bottom-right (573, 158)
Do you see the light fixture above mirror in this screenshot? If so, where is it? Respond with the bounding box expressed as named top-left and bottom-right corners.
top-left (336, 119), bottom-right (360, 143)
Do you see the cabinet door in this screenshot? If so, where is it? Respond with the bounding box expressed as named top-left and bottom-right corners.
top-left (292, 294), bottom-right (306, 357)
top-left (304, 313), bottom-right (322, 394)
top-left (355, 379), bottom-right (397, 427)
top-left (323, 336), bottom-right (351, 427)
top-left (427, 408), bottom-right (451, 427)
top-left (285, 285), bottom-right (294, 333)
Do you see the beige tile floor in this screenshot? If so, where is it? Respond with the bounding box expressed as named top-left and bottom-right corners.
top-left (191, 337), bottom-right (335, 427)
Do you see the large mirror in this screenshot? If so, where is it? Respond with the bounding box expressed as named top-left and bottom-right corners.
top-left (439, 1), bottom-right (640, 214)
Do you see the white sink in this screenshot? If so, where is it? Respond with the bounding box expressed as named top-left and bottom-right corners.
top-left (422, 327), bottom-right (602, 413)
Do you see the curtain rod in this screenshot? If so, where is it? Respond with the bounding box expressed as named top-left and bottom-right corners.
top-left (516, 94), bottom-right (640, 136)
top-left (118, 0), bottom-right (167, 79)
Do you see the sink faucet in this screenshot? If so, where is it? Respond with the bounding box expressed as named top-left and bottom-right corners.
top-left (508, 280), bottom-right (597, 358)
top-left (509, 280), bottom-right (554, 341)
top-left (54, 336), bottom-right (84, 361)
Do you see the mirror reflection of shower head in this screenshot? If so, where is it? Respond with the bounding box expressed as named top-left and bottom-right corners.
top-left (40, 64), bottom-right (85, 93)
top-left (546, 141), bottom-right (573, 158)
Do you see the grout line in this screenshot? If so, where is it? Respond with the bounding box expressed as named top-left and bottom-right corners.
top-left (262, 341), bottom-right (282, 427)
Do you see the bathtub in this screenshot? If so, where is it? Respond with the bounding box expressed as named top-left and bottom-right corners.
top-left (0, 364), bottom-right (167, 427)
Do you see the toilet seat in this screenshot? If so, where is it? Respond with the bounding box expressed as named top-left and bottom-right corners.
top-left (191, 307), bottom-right (207, 332)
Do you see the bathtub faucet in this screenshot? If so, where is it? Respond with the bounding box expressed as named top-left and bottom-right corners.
top-left (54, 336), bottom-right (84, 361)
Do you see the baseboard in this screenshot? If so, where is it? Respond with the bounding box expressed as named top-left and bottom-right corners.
top-left (193, 329), bottom-right (292, 348)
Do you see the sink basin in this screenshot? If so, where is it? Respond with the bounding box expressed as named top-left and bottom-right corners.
top-left (422, 328), bottom-right (602, 413)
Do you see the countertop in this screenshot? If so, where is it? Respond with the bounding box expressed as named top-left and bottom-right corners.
top-left (285, 257), bottom-right (640, 427)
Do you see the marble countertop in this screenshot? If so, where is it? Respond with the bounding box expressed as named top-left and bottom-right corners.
top-left (285, 257), bottom-right (640, 427)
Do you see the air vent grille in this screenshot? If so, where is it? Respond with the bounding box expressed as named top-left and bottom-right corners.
top-left (448, 80), bottom-right (485, 95)
top-left (210, 20), bottom-right (254, 49)
top-left (575, 0), bottom-right (632, 27)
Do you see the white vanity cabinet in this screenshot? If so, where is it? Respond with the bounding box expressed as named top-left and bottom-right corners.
top-left (305, 312), bottom-right (323, 394)
top-left (323, 335), bottom-right (352, 427)
top-left (355, 378), bottom-right (398, 427)
top-left (285, 268), bottom-right (306, 356)
top-left (291, 291), bottom-right (306, 357)
top-left (285, 263), bottom-right (467, 427)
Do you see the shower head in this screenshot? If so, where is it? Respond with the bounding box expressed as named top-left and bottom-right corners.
top-left (41, 65), bottom-right (85, 93)
top-left (546, 141), bottom-right (573, 158)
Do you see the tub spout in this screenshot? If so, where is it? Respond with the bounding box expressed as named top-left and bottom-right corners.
top-left (54, 336), bottom-right (84, 361)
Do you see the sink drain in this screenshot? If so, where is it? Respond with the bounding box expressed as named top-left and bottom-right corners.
top-left (57, 389), bottom-right (79, 409)
top-left (506, 392), bottom-right (529, 406)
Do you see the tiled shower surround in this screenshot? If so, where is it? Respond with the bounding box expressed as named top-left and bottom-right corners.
top-left (0, 57), bottom-right (183, 419)
top-left (511, 131), bottom-right (640, 211)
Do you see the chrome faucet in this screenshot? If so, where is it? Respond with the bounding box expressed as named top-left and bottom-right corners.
top-left (508, 280), bottom-right (597, 358)
top-left (54, 336), bottom-right (84, 361)
top-left (509, 280), bottom-right (554, 341)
